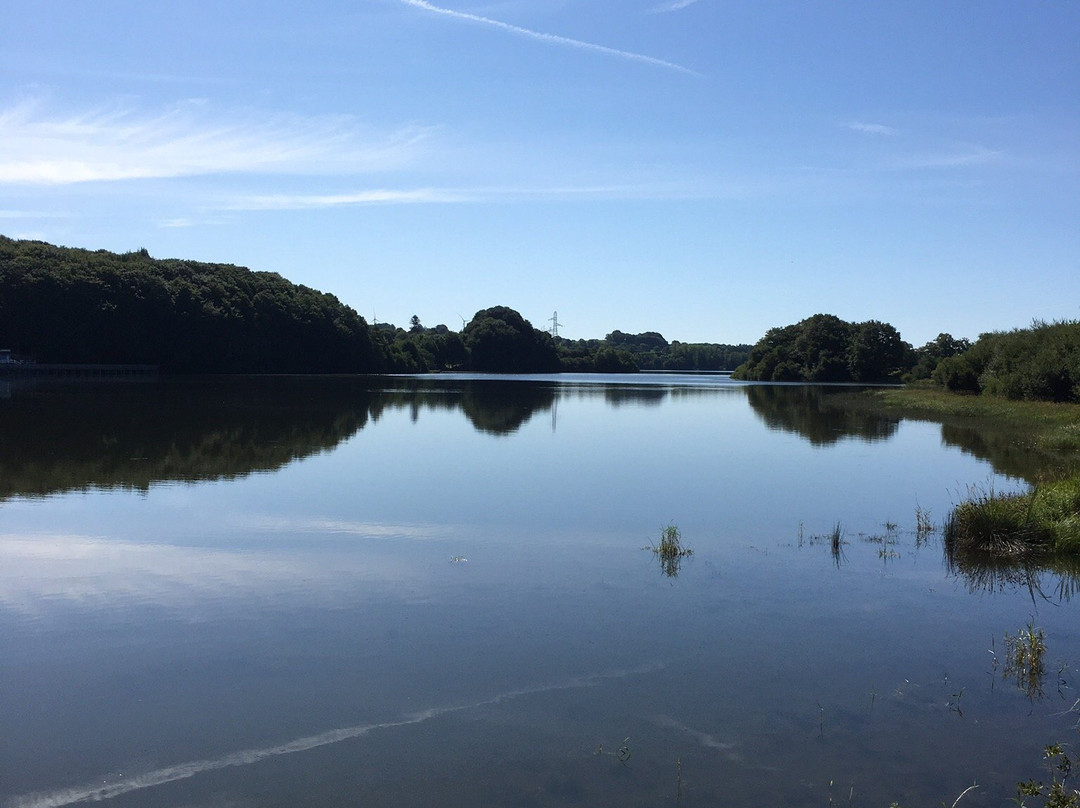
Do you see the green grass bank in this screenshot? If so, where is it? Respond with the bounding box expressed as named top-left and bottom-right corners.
top-left (852, 386), bottom-right (1080, 559)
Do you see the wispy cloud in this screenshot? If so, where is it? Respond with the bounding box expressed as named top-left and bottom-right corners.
top-left (901, 146), bottom-right (1002, 169)
top-left (223, 188), bottom-right (468, 211)
top-left (221, 182), bottom-right (719, 211)
top-left (0, 98), bottom-right (432, 185)
top-left (649, 0), bottom-right (703, 13)
top-left (399, 0), bottom-right (700, 75)
top-left (845, 121), bottom-right (899, 136)
top-left (0, 209), bottom-right (65, 219)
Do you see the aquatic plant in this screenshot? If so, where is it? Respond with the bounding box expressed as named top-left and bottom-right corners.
top-left (915, 503), bottom-right (934, 542)
top-left (943, 478), bottom-right (1080, 560)
top-left (1004, 620), bottom-right (1047, 699)
top-left (1016, 744), bottom-right (1080, 807)
top-left (829, 522), bottom-right (845, 566)
top-left (647, 523), bottom-right (693, 577)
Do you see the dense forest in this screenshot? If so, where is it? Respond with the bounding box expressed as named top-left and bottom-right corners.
top-left (4, 237), bottom-right (1076, 400)
top-left (930, 319), bottom-right (1080, 402)
top-left (0, 236), bottom-right (380, 373)
top-left (0, 236), bottom-right (748, 374)
top-left (732, 313), bottom-right (912, 383)
top-left (733, 313), bottom-right (1080, 404)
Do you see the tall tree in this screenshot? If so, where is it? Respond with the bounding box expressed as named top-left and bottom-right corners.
top-left (462, 306), bottom-right (560, 372)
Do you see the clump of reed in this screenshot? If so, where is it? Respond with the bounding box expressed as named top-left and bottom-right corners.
top-left (647, 523), bottom-right (693, 577)
top-left (829, 522), bottom-right (845, 565)
top-left (915, 503), bottom-right (934, 542)
top-left (944, 477), bottom-right (1080, 561)
top-left (1004, 620), bottom-right (1047, 699)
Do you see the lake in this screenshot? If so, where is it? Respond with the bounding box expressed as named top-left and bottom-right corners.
top-left (2, 374), bottom-right (1077, 807)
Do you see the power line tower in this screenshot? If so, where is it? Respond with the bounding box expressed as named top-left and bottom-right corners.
top-left (548, 311), bottom-right (562, 339)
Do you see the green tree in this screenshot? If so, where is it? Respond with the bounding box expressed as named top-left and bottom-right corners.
top-left (847, 320), bottom-right (912, 382)
top-left (462, 306), bottom-right (560, 372)
top-left (734, 314), bottom-right (912, 383)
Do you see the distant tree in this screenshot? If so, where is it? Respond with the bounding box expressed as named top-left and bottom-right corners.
top-left (592, 346), bottom-right (638, 372)
top-left (409, 314), bottom-right (423, 333)
top-left (908, 333), bottom-right (972, 381)
top-left (607, 330), bottom-right (669, 351)
top-left (462, 306), bottom-right (560, 372)
top-left (734, 314), bottom-right (912, 383)
top-left (847, 320), bottom-right (912, 382)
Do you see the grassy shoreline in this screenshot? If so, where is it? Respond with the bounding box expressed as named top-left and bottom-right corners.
top-left (847, 385), bottom-right (1080, 559)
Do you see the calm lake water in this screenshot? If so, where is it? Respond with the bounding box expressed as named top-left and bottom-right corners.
top-left (2, 374), bottom-right (1077, 807)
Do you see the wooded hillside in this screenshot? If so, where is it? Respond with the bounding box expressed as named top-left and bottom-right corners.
top-left (0, 236), bottom-right (380, 373)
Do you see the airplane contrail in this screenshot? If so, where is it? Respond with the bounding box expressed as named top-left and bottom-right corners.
top-left (400, 0), bottom-right (700, 76)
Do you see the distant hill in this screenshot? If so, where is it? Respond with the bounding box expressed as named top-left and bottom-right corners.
top-left (0, 236), bottom-right (381, 373)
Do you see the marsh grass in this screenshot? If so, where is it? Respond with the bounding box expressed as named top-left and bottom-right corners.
top-left (915, 504), bottom-right (934, 543)
top-left (863, 527), bottom-right (900, 562)
top-left (944, 478), bottom-right (1080, 560)
top-left (1004, 620), bottom-right (1047, 699)
top-left (647, 523), bottom-right (693, 577)
top-left (828, 523), bottom-right (845, 567)
top-left (805, 523), bottom-right (847, 566)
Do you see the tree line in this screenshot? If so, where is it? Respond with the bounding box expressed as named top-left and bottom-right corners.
top-left (0, 237), bottom-right (380, 373)
top-left (4, 236), bottom-right (1076, 400)
top-left (732, 312), bottom-right (1080, 404)
top-left (0, 237), bottom-right (750, 375)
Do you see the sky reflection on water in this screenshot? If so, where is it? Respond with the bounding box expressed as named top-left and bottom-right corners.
top-left (1, 376), bottom-right (1074, 807)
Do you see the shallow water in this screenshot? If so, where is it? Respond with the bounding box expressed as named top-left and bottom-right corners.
top-left (1, 374), bottom-right (1076, 807)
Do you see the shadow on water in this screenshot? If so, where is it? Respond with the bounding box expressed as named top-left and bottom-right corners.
top-left (945, 542), bottom-right (1080, 604)
top-left (0, 377), bottom-right (556, 500)
top-left (822, 387), bottom-right (1077, 483)
top-left (744, 385), bottom-right (900, 445)
top-left (0, 376), bottom-right (765, 500)
top-left (939, 421), bottom-right (1077, 483)
top-left (0, 376), bottom-right (377, 500)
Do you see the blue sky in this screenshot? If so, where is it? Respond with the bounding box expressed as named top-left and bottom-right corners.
top-left (2, 0), bottom-right (1077, 345)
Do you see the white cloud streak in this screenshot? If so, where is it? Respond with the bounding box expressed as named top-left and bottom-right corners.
top-left (224, 188), bottom-right (469, 210)
top-left (219, 182), bottom-right (715, 211)
top-left (0, 99), bottom-right (432, 185)
top-left (649, 0), bottom-right (703, 12)
top-left (901, 146), bottom-right (1002, 169)
top-left (399, 0), bottom-right (700, 75)
top-left (845, 121), bottom-right (899, 136)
